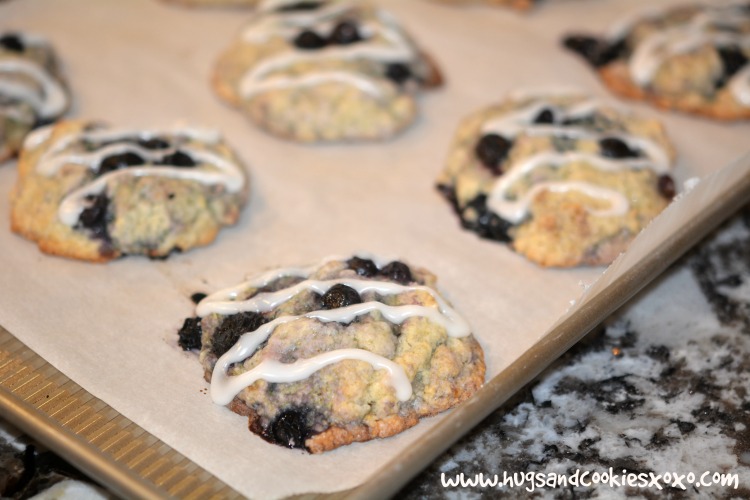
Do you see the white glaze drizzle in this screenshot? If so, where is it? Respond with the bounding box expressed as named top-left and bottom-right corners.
top-left (481, 97), bottom-right (671, 224)
top-left (198, 277), bottom-right (470, 337)
top-left (238, 1), bottom-right (417, 99)
top-left (0, 58), bottom-right (67, 119)
top-left (212, 348), bottom-right (411, 406)
top-left (729, 65), bottom-right (750, 105)
top-left (37, 126), bottom-right (222, 175)
top-left (248, 2), bottom-right (356, 42)
top-left (621, 3), bottom-right (750, 105)
top-left (203, 257), bottom-right (471, 405)
top-left (21, 123), bottom-right (54, 149)
top-left (487, 153), bottom-right (631, 223)
top-left (35, 126), bottom-right (245, 226)
top-left (198, 252), bottom-right (395, 304)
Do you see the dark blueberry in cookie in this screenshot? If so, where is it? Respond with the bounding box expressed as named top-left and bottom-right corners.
top-left (596, 38), bottom-right (627, 67)
top-left (190, 292), bottom-right (207, 304)
top-left (347, 256), bottom-right (378, 277)
top-left (657, 174), bottom-right (676, 200)
top-left (599, 137), bottom-right (638, 159)
top-left (462, 195), bottom-right (512, 242)
top-left (293, 30), bottom-right (328, 50)
top-left (475, 133), bottom-right (512, 175)
top-left (77, 193), bottom-right (111, 241)
top-left (212, 311), bottom-right (267, 358)
top-left (97, 152), bottom-right (144, 175)
top-left (264, 409), bottom-right (314, 449)
top-left (385, 63), bottom-right (412, 85)
top-left (380, 261), bottom-right (412, 285)
top-left (563, 35), bottom-right (601, 64)
top-left (563, 35), bottom-right (626, 68)
top-left (277, 1), bottom-right (322, 11)
top-left (137, 137), bottom-right (170, 150)
top-left (437, 183), bottom-right (462, 215)
top-left (0, 33), bottom-right (25, 52)
top-left (715, 46), bottom-right (748, 88)
top-left (159, 151), bottom-right (196, 167)
top-left (177, 317), bottom-right (202, 351)
top-left (329, 20), bottom-right (362, 45)
top-left (534, 108), bottom-right (556, 124)
top-left (322, 284), bottom-right (362, 309)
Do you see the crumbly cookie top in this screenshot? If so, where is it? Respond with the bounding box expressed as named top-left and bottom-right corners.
top-left (236, 0), bottom-right (428, 98)
top-left (193, 254), bottom-right (472, 407)
top-left (565, 2), bottom-right (750, 106)
top-left (440, 91), bottom-right (675, 240)
top-left (0, 31), bottom-right (68, 123)
top-left (25, 122), bottom-right (246, 237)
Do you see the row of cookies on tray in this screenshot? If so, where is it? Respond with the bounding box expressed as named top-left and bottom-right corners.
top-left (1, 0), bottom-right (747, 454)
top-left (5, 0), bottom-right (744, 267)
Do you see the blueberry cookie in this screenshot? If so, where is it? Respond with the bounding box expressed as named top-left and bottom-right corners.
top-left (178, 255), bottom-right (485, 453)
top-left (564, 2), bottom-right (750, 120)
top-left (11, 121), bottom-right (248, 262)
top-left (0, 31), bottom-right (69, 162)
top-left (212, 0), bottom-right (443, 142)
top-left (437, 91), bottom-right (676, 268)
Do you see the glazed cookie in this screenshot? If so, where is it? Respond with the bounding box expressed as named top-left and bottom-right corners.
top-left (178, 255), bottom-right (485, 453)
top-left (0, 31), bottom-right (69, 162)
top-left (11, 121), bottom-right (248, 262)
top-left (212, 0), bottom-right (443, 142)
top-left (563, 2), bottom-right (750, 120)
top-left (437, 91), bottom-right (676, 268)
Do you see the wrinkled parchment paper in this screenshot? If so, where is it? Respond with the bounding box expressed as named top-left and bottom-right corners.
top-left (0, 0), bottom-right (748, 497)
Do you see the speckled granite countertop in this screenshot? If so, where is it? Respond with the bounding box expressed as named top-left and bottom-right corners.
top-left (1, 206), bottom-right (749, 499)
top-left (400, 206), bottom-right (750, 499)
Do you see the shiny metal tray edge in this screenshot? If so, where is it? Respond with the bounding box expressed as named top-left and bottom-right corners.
top-left (0, 328), bottom-right (241, 499)
top-left (1, 155), bottom-right (748, 500)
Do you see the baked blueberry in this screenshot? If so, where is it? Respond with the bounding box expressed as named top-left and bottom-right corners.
top-left (716, 46), bottom-right (748, 88)
top-left (474, 133), bottom-right (512, 174)
top-left (77, 193), bottom-right (111, 241)
top-left (347, 256), bottom-right (378, 277)
top-left (321, 284), bottom-right (362, 309)
top-left (190, 292), bottom-right (207, 304)
top-left (380, 261), bottom-right (412, 284)
top-left (534, 108), bottom-right (555, 124)
top-left (563, 35), bottom-right (626, 68)
top-left (384, 63), bottom-right (412, 85)
top-left (263, 408), bottom-right (315, 449)
top-left (137, 137), bottom-right (171, 150)
top-left (658, 174), bottom-right (676, 199)
top-left (329, 20), bottom-right (362, 45)
top-left (293, 30), bottom-right (328, 50)
top-left (462, 195), bottom-right (512, 242)
top-left (599, 137), bottom-right (638, 159)
top-left (97, 152), bottom-right (144, 176)
top-left (0, 33), bottom-right (24, 53)
top-left (277, 1), bottom-right (322, 12)
top-left (212, 311), bottom-right (267, 357)
top-left (159, 151), bottom-right (196, 167)
top-left (178, 317), bottom-right (203, 351)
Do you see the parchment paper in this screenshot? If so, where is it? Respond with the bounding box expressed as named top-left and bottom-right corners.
top-left (0, 0), bottom-right (747, 497)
